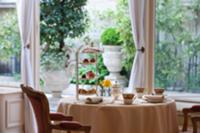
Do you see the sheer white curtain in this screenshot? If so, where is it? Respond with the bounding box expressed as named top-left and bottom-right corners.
top-left (128, 0), bottom-right (155, 93)
top-left (16, 0), bottom-right (40, 133)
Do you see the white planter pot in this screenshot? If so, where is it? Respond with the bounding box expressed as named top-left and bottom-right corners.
top-left (42, 70), bottom-right (70, 97)
top-left (102, 45), bottom-right (127, 87)
top-left (103, 45), bottom-right (123, 72)
top-left (103, 45), bottom-right (122, 52)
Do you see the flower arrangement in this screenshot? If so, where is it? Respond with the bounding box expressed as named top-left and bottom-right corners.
top-left (101, 79), bottom-right (112, 88)
top-left (99, 79), bottom-right (112, 96)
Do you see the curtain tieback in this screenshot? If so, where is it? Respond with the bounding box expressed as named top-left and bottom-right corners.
top-left (24, 44), bottom-right (30, 49)
top-left (137, 46), bottom-right (145, 53)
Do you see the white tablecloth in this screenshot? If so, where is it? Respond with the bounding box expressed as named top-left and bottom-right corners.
top-left (53, 97), bottom-right (179, 133)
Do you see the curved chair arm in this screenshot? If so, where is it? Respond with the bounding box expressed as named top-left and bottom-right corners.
top-left (50, 121), bottom-right (91, 133)
top-left (50, 112), bottom-right (73, 121)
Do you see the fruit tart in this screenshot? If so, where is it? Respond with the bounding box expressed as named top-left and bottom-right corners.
top-left (86, 71), bottom-right (95, 79)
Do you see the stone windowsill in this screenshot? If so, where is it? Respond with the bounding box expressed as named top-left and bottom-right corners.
top-left (166, 91), bottom-right (200, 112)
top-left (0, 86), bottom-right (21, 95)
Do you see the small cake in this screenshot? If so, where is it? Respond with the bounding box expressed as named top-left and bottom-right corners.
top-left (78, 88), bottom-right (96, 95)
top-left (79, 89), bottom-right (87, 94)
top-left (88, 88), bottom-right (96, 94)
top-left (81, 74), bottom-right (86, 79)
top-left (90, 58), bottom-right (96, 63)
top-left (83, 58), bottom-right (89, 64)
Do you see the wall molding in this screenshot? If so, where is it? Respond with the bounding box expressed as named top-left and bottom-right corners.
top-left (6, 98), bottom-right (24, 128)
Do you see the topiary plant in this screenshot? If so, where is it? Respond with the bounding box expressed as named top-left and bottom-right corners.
top-left (100, 28), bottom-right (122, 46)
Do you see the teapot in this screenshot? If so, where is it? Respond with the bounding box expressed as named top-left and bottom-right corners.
top-left (111, 81), bottom-right (121, 100)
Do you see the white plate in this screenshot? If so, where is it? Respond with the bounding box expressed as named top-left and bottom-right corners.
top-left (142, 95), bottom-right (164, 103)
top-left (146, 98), bottom-right (164, 103)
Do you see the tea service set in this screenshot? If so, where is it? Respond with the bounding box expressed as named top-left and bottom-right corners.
top-left (84, 86), bottom-right (165, 105)
top-left (122, 87), bottom-right (165, 105)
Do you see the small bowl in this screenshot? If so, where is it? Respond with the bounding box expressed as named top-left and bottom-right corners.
top-left (154, 88), bottom-right (165, 95)
top-left (135, 87), bottom-right (145, 93)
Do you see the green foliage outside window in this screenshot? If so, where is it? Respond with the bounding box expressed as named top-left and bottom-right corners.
top-left (155, 0), bottom-right (187, 89)
top-left (155, 0), bottom-right (200, 92)
top-left (40, 0), bottom-right (88, 70)
top-left (0, 11), bottom-right (20, 61)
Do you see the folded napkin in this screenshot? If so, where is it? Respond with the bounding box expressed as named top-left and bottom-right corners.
top-left (85, 97), bottom-right (103, 104)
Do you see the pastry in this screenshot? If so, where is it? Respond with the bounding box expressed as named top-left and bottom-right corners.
top-left (86, 71), bottom-right (95, 79)
top-left (90, 58), bottom-right (96, 63)
top-left (83, 58), bottom-right (89, 64)
top-left (88, 88), bottom-right (96, 94)
top-left (79, 89), bottom-right (87, 94)
top-left (78, 88), bottom-right (96, 95)
top-left (81, 74), bottom-right (86, 79)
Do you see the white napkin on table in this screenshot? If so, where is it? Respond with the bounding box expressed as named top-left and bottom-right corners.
top-left (85, 97), bottom-right (103, 104)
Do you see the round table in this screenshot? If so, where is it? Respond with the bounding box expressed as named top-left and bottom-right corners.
top-left (53, 97), bottom-right (179, 133)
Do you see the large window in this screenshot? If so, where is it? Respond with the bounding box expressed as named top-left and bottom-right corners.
top-left (0, 1), bottom-right (21, 86)
top-left (155, 0), bottom-right (200, 93)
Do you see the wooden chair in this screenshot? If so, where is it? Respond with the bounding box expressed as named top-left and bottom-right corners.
top-left (21, 84), bottom-right (91, 133)
top-left (182, 106), bottom-right (200, 133)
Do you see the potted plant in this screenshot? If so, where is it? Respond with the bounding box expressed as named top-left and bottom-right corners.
top-left (101, 28), bottom-right (127, 87)
top-left (101, 28), bottom-right (122, 51)
top-left (40, 50), bottom-right (71, 97)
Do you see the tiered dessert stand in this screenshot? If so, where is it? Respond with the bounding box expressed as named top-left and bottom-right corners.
top-left (75, 45), bottom-right (102, 100)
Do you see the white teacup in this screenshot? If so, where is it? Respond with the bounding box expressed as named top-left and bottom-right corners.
top-left (122, 93), bottom-right (135, 105)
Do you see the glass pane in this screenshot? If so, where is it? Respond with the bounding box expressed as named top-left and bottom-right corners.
top-left (155, 0), bottom-right (200, 93)
top-left (0, 7), bottom-right (21, 86)
top-left (40, 0), bottom-right (117, 94)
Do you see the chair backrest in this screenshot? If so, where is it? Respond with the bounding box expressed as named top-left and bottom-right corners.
top-left (21, 84), bottom-right (51, 133)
